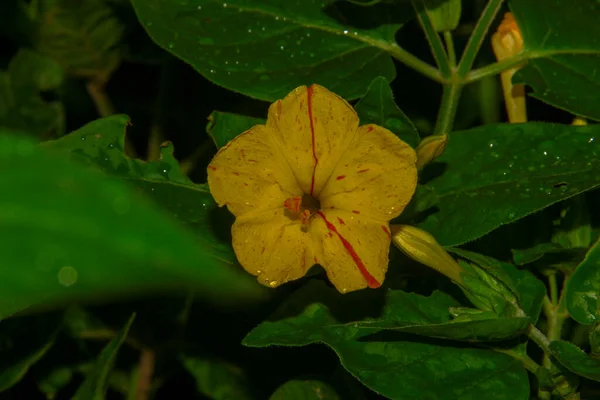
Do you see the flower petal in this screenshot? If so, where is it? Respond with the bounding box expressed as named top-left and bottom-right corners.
top-left (310, 209), bottom-right (391, 293)
top-left (267, 84), bottom-right (359, 197)
top-left (232, 209), bottom-right (313, 287)
top-left (208, 125), bottom-right (302, 217)
top-left (320, 124), bottom-right (417, 220)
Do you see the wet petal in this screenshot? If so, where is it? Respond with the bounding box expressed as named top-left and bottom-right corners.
top-left (310, 209), bottom-right (391, 293)
top-left (232, 209), bottom-right (314, 287)
top-left (208, 125), bottom-right (302, 217)
top-left (320, 124), bottom-right (417, 220)
top-left (267, 84), bottom-right (359, 197)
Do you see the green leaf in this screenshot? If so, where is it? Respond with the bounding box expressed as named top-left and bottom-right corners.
top-left (0, 314), bottom-right (61, 391)
top-left (417, 123), bottom-right (600, 247)
top-left (549, 340), bottom-right (600, 382)
top-left (207, 111), bottom-right (265, 150)
top-left (451, 249), bottom-right (546, 323)
top-left (130, 0), bottom-right (413, 101)
top-left (511, 0), bottom-right (600, 121)
top-left (72, 314), bottom-right (135, 400)
top-left (566, 237), bottom-right (600, 325)
top-left (181, 356), bottom-right (256, 400)
top-left (243, 281), bottom-right (529, 400)
top-left (0, 49), bottom-right (65, 139)
top-left (359, 315), bottom-right (530, 342)
top-left (0, 131), bottom-right (259, 319)
top-left (33, 0), bottom-right (124, 80)
top-left (270, 379), bottom-right (340, 400)
top-left (354, 76), bottom-right (420, 148)
top-left (512, 243), bottom-right (566, 266)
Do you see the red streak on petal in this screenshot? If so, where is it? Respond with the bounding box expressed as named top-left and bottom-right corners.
top-left (247, 159), bottom-right (257, 163)
top-left (352, 210), bottom-right (360, 214)
top-left (284, 196), bottom-right (302, 213)
top-left (261, 247), bottom-right (266, 254)
top-left (358, 169), bottom-right (369, 173)
top-left (316, 211), bottom-right (380, 288)
top-left (240, 149), bottom-right (246, 160)
top-left (277, 100), bottom-right (282, 116)
top-left (244, 183), bottom-right (248, 186)
top-left (328, 232), bottom-right (333, 238)
top-left (307, 86), bottom-right (318, 196)
top-left (208, 165), bottom-right (216, 171)
top-left (336, 175), bottom-right (346, 180)
top-left (367, 126), bottom-right (374, 133)
top-left (314, 257), bottom-right (318, 264)
top-left (337, 217), bottom-right (345, 225)
top-left (382, 225), bottom-right (391, 239)
top-left (233, 172), bottom-right (239, 176)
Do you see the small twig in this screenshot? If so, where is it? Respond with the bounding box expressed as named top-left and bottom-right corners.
top-left (86, 80), bottom-right (115, 117)
top-left (135, 349), bottom-right (156, 400)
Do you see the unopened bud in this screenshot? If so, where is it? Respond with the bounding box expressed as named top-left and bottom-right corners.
top-left (391, 224), bottom-right (464, 284)
top-left (572, 117), bottom-right (587, 126)
top-left (491, 12), bottom-right (526, 123)
top-left (416, 134), bottom-right (447, 170)
top-left (491, 13), bottom-right (523, 61)
top-left (424, 0), bottom-right (462, 32)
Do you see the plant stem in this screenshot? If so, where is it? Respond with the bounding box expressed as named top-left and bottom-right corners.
top-left (542, 274), bottom-right (571, 368)
top-left (387, 43), bottom-right (444, 83)
top-left (527, 324), bottom-right (553, 355)
top-left (457, 0), bottom-right (504, 77)
top-left (86, 80), bottom-right (115, 117)
top-left (443, 31), bottom-right (457, 68)
top-left (491, 347), bottom-right (540, 374)
top-left (434, 82), bottom-right (462, 135)
top-left (147, 61), bottom-right (170, 161)
top-left (411, 0), bottom-right (451, 79)
top-left (135, 349), bottom-right (155, 400)
top-left (464, 52), bottom-right (527, 83)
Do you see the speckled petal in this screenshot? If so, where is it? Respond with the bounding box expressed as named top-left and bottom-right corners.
top-left (232, 209), bottom-right (314, 288)
top-left (266, 84), bottom-right (359, 198)
top-left (310, 209), bottom-right (391, 293)
top-left (208, 125), bottom-right (302, 217)
top-left (320, 124), bottom-right (417, 221)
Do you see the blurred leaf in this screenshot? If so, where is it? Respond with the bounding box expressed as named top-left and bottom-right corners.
top-left (0, 313), bottom-right (62, 391)
top-left (566, 237), bottom-right (600, 325)
top-left (33, 0), bottom-right (124, 81)
top-left (0, 49), bottom-right (65, 139)
top-left (354, 76), bottom-right (420, 148)
top-left (549, 340), bottom-right (600, 382)
top-left (0, 130), bottom-right (260, 319)
top-left (72, 313), bottom-right (135, 400)
top-left (417, 123), bottom-right (600, 247)
top-left (44, 115), bottom-right (236, 263)
top-left (511, 0), bottom-right (600, 121)
top-left (270, 379), bottom-right (340, 400)
top-left (130, 0), bottom-right (415, 101)
top-left (181, 355), bottom-right (256, 400)
top-left (243, 281), bottom-right (529, 400)
top-left (38, 367), bottom-right (74, 399)
top-left (512, 243), bottom-right (565, 266)
top-left (207, 111), bottom-right (265, 150)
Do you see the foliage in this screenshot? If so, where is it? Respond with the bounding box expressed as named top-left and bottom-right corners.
top-left (1, 0), bottom-right (600, 399)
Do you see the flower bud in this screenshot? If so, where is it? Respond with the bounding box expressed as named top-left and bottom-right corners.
top-left (391, 224), bottom-right (464, 284)
top-left (416, 134), bottom-right (447, 170)
top-left (424, 0), bottom-right (462, 32)
top-left (491, 13), bottom-right (526, 123)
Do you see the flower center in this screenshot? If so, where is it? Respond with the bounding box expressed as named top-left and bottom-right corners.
top-left (284, 194), bottom-right (320, 226)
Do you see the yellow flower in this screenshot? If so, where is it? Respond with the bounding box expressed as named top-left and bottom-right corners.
top-left (207, 85), bottom-right (417, 293)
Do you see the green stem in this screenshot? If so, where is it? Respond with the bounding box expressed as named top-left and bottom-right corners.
top-left (491, 347), bottom-right (540, 374)
top-left (387, 43), bottom-right (444, 83)
top-left (411, 0), bottom-right (451, 78)
top-left (434, 82), bottom-right (462, 135)
top-left (549, 273), bottom-right (558, 305)
top-left (528, 324), bottom-right (553, 355)
top-left (147, 61), bottom-right (170, 161)
top-left (457, 0), bottom-right (505, 77)
top-left (464, 53), bottom-right (528, 83)
top-left (443, 31), bottom-right (457, 68)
